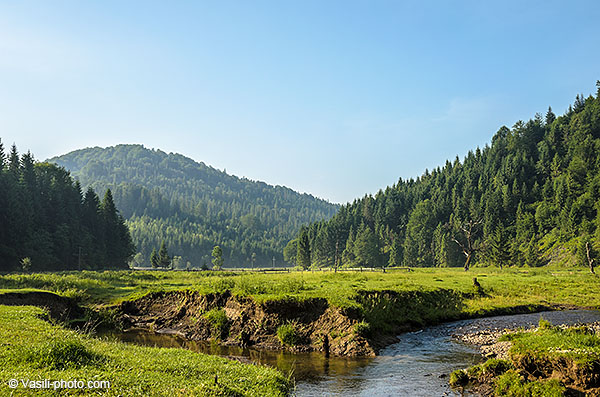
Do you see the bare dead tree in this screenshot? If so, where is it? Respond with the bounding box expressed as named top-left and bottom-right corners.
top-left (450, 219), bottom-right (483, 271)
top-left (586, 242), bottom-right (596, 274)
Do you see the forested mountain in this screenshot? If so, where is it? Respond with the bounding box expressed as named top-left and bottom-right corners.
top-left (0, 142), bottom-right (134, 271)
top-left (50, 145), bottom-right (339, 268)
top-left (291, 82), bottom-right (600, 270)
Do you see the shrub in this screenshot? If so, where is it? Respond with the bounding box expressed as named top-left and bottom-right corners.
top-left (354, 321), bottom-right (371, 337)
top-left (481, 358), bottom-right (512, 376)
top-left (495, 370), bottom-right (565, 396)
top-left (203, 309), bottom-right (229, 339)
top-left (277, 322), bottom-right (299, 347)
top-left (21, 257), bottom-right (32, 273)
top-left (449, 369), bottom-right (469, 386)
top-left (538, 317), bottom-right (553, 330)
top-left (60, 288), bottom-right (91, 303)
top-left (494, 370), bottom-right (523, 395)
top-left (466, 365), bottom-right (482, 379)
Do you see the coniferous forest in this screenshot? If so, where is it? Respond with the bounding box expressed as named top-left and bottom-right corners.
top-left (0, 143), bottom-right (135, 271)
top-left (5, 83), bottom-right (600, 272)
top-left (291, 83), bottom-right (600, 270)
top-left (50, 146), bottom-right (339, 268)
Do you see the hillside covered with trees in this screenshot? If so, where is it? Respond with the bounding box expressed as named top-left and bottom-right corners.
top-left (50, 145), bottom-right (339, 268)
top-left (291, 82), bottom-right (600, 271)
top-left (0, 142), bottom-right (134, 271)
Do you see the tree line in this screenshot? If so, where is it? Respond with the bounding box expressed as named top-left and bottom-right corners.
top-left (288, 82), bottom-right (600, 272)
top-left (0, 142), bottom-right (135, 271)
top-left (50, 144), bottom-right (338, 268)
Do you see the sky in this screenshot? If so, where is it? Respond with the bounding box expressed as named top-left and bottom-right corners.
top-left (1, 1), bottom-right (599, 204)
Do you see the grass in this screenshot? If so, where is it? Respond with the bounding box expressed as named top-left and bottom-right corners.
top-left (2, 267), bottom-right (599, 395)
top-left (0, 305), bottom-right (291, 396)
top-left (505, 322), bottom-right (600, 364)
top-left (453, 320), bottom-right (600, 395)
top-left (494, 370), bottom-right (565, 396)
top-left (2, 267), bottom-right (599, 339)
top-left (1, 267), bottom-right (599, 313)
top-left (203, 309), bottom-right (229, 340)
top-left (449, 359), bottom-right (513, 387)
top-left (276, 322), bottom-right (299, 347)
top-left (2, 267), bottom-right (599, 346)
top-left (353, 321), bottom-right (371, 337)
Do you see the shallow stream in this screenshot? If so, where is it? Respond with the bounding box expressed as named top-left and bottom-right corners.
top-left (105, 310), bottom-right (600, 396)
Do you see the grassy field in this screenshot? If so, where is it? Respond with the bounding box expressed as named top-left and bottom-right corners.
top-left (1, 267), bottom-right (599, 396)
top-left (0, 266), bottom-right (598, 313)
top-left (0, 305), bottom-right (290, 396)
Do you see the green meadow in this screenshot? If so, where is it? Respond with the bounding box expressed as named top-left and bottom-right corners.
top-left (1, 267), bottom-right (599, 396)
top-left (1, 267), bottom-right (598, 313)
top-left (0, 305), bottom-right (290, 396)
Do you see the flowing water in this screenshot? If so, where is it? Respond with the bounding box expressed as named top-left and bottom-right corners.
top-left (105, 310), bottom-right (600, 396)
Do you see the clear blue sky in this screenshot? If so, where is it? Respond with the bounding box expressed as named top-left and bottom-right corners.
top-left (1, 1), bottom-right (599, 204)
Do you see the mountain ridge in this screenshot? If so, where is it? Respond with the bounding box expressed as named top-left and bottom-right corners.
top-left (49, 144), bottom-right (339, 268)
top-left (292, 84), bottom-right (600, 270)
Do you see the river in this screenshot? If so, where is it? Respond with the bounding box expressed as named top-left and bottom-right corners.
top-left (105, 310), bottom-right (600, 396)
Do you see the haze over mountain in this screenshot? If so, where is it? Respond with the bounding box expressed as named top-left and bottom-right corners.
top-left (50, 145), bottom-right (338, 268)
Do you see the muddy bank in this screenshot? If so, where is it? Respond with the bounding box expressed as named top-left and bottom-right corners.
top-left (116, 289), bottom-right (580, 358)
top-left (0, 291), bottom-right (85, 322)
top-left (119, 290), bottom-right (375, 357)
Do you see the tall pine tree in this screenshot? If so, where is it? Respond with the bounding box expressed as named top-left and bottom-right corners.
top-left (297, 227), bottom-right (311, 269)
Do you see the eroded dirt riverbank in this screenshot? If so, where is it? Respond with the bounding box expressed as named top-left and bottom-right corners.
top-left (118, 290), bottom-right (376, 356)
top-left (452, 313), bottom-right (600, 396)
top-left (115, 289), bottom-right (588, 359)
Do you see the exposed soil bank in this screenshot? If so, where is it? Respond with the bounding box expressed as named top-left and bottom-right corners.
top-left (116, 289), bottom-right (583, 358)
top-left (2, 288), bottom-right (578, 360)
top-left (119, 290), bottom-right (375, 357)
top-left (453, 322), bottom-right (600, 396)
top-left (0, 291), bottom-right (85, 322)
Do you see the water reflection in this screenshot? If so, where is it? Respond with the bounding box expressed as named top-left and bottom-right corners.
top-left (105, 310), bottom-right (600, 396)
top-left (105, 329), bottom-right (373, 383)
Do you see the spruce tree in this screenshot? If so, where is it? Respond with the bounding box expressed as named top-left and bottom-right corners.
top-left (488, 224), bottom-right (510, 269)
top-left (101, 189), bottom-right (119, 267)
top-left (342, 227), bottom-right (355, 266)
top-left (0, 138), bottom-right (5, 169)
top-left (150, 248), bottom-right (159, 268)
top-left (8, 144), bottom-right (19, 177)
top-left (0, 141), bottom-right (136, 271)
top-left (545, 106), bottom-right (556, 125)
top-left (290, 82), bottom-right (600, 271)
top-left (297, 228), bottom-right (311, 269)
top-left (101, 189), bottom-right (134, 268)
top-left (82, 187), bottom-right (104, 268)
top-left (353, 223), bottom-right (380, 267)
top-left (388, 235), bottom-right (402, 267)
top-left (523, 236), bottom-right (540, 267)
top-left (158, 240), bottom-right (170, 268)
top-left (211, 245), bottom-right (224, 270)
top-left (283, 239), bottom-right (297, 266)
